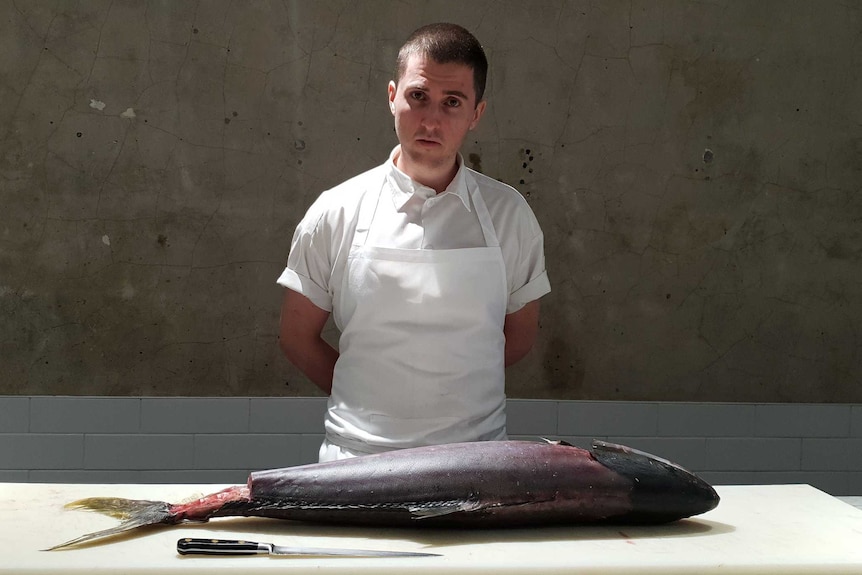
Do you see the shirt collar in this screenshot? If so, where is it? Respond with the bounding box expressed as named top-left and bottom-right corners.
top-left (385, 146), bottom-right (472, 212)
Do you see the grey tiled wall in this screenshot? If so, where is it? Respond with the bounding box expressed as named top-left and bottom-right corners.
top-left (1, 397), bottom-right (861, 495)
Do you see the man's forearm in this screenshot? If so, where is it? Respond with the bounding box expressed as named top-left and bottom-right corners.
top-left (278, 289), bottom-right (338, 395)
top-left (279, 336), bottom-right (338, 395)
top-left (503, 299), bottom-right (541, 367)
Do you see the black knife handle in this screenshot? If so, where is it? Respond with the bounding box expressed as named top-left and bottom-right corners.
top-left (178, 538), bottom-right (267, 556)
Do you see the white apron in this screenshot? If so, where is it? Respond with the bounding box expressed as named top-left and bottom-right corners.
top-left (321, 175), bottom-right (508, 460)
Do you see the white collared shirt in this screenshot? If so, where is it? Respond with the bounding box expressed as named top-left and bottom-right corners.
top-left (278, 146), bottom-right (550, 314)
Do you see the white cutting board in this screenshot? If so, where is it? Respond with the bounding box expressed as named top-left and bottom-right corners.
top-left (3, 483), bottom-right (862, 574)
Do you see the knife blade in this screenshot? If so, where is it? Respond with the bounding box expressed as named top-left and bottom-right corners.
top-left (177, 538), bottom-right (440, 558)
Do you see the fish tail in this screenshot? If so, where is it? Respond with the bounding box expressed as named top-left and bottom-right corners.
top-left (64, 497), bottom-right (172, 520)
top-left (44, 498), bottom-right (176, 551)
top-left (46, 484), bottom-right (251, 551)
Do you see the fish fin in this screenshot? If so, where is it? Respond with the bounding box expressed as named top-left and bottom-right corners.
top-left (407, 499), bottom-right (484, 519)
top-left (541, 437), bottom-right (574, 447)
top-left (46, 498), bottom-right (174, 551)
top-left (591, 440), bottom-right (685, 472)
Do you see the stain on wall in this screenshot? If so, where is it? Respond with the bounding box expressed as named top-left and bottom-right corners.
top-left (1, 1), bottom-right (860, 401)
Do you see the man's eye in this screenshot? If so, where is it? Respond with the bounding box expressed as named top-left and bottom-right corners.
top-left (410, 91), bottom-right (426, 101)
top-left (445, 98), bottom-right (461, 107)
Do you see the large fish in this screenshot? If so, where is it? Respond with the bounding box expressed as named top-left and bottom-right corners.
top-left (48, 439), bottom-right (719, 550)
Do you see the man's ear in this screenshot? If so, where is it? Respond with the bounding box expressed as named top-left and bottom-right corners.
top-left (388, 81), bottom-right (397, 115)
top-left (469, 100), bottom-right (487, 130)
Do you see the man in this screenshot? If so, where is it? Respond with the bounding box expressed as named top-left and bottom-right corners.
top-left (277, 23), bottom-right (551, 462)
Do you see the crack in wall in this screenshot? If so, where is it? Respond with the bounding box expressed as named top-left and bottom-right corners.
top-left (2, 0), bottom-right (861, 399)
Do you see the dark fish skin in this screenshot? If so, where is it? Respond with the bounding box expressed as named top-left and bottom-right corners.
top-left (207, 440), bottom-right (719, 526)
top-left (48, 440), bottom-right (719, 550)
top-left (589, 441), bottom-right (720, 524)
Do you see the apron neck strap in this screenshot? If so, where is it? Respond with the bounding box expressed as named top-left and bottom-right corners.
top-left (352, 180), bottom-right (384, 247)
top-left (468, 179), bottom-right (500, 249)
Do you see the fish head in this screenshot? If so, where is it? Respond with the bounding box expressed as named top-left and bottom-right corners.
top-left (590, 441), bottom-right (720, 523)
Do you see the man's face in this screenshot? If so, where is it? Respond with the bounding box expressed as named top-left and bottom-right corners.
top-left (388, 54), bottom-right (486, 180)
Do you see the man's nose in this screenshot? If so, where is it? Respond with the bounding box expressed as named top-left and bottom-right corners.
top-left (420, 105), bottom-right (443, 128)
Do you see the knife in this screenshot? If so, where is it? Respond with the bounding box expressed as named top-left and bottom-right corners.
top-left (177, 538), bottom-right (440, 558)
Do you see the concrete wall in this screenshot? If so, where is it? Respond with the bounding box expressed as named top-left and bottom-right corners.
top-left (1, 1), bottom-right (861, 401)
top-left (2, 397), bottom-right (861, 495)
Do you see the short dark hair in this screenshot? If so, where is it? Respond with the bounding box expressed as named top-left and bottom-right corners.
top-left (394, 23), bottom-right (488, 104)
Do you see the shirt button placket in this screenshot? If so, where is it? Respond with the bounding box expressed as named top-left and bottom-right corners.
top-left (422, 198), bottom-right (433, 249)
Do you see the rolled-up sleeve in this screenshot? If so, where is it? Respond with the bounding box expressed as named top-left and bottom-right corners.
top-left (506, 206), bottom-right (551, 314)
top-left (277, 209), bottom-right (334, 312)
top-left (509, 268), bottom-right (551, 313)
